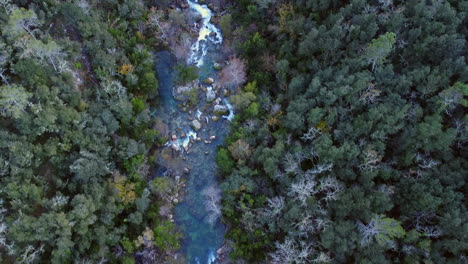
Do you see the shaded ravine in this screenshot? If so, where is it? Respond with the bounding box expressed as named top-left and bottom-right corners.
top-left (153, 1), bottom-right (231, 263)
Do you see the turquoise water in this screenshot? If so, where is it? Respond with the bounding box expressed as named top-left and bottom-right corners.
top-left (153, 2), bottom-right (230, 261)
top-left (154, 49), bottom-right (228, 263)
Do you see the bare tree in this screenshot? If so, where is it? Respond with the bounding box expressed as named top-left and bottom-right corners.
top-left (306, 163), bottom-right (333, 176)
top-left (288, 176), bottom-right (317, 206)
top-left (262, 196), bottom-right (285, 219)
top-left (203, 185), bottom-right (222, 224)
top-left (270, 238), bottom-right (314, 264)
top-left (357, 215), bottom-right (404, 246)
top-left (293, 214), bottom-right (315, 235)
top-left (147, 9), bottom-right (168, 40)
top-left (18, 245), bottom-right (45, 264)
top-left (0, 68), bottom-right (9, 84)
top-left (283, 152), bottom-right (304, 175)
top-left (317, 177), bottom-right (343, 202)
top-left (301, 127), bottom-right (322, 141)
top-left (218, 56), bottom-right (247, 88)
top-left (359, 149), bottom-right (382, 171)
top-left (312, 252), bottom-right (333, 263)
top-left (6, 8), bottom-right (41, 40)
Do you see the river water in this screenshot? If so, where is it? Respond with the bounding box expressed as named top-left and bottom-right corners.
top-left (153, 1), bottom-right (231, 263)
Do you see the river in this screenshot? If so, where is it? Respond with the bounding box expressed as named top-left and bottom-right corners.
top-left (153, 1), bottom-right (231, 263)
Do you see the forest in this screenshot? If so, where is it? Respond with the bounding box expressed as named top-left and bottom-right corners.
top-left (217, 0), bottom-right (467, 263)
top-left (0, 0), bottom-right (466, 263)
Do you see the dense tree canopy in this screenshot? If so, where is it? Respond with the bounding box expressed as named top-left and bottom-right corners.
top-left (0, 0), bottom-right (181, 263)
top-left (218, 0), bottom-right (467, 263)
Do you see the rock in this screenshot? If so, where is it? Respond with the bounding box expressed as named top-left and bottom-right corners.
top-left (184, 146), bottom-right (189, 152)
top-left (210, 32), bottom-right (217, 37)
top-left (183, 168), bottom-right (190, 174)
top-left (171, 143), bottom-right (181, 152)
top-left (173, 80), bottom-right (198, 101)
top-left (211, 115), bottom-right (220, 121)
top-left (213, 62), bottom-right (222, 71)
top-left (206, 88), bottom-right (216, 102)
top-left (180, 133), bottom-right (186, 138)
top-left (204, 77), bottom-right (215, 85)
top-left (214, 104), bottom-right (229, 115)
top-left (173, 198), bottom-right (179, 204)
top-left (205, 151), bottom-right (209, 155)
top-left (171, 135), bottom-right (177, 141)
top-left (175, 175), bottom-right (181, 181)
top-left (223, 89), bottom-right (230, 97)
top-left (196, 137), bottom-right (202, 141)
top-left (199, 0), bottom-right (206, 4)
top-left (204, 140), bottom-right (211, 144)
top-left (210, 136), bottom-right (216, 140)
top-left (215, 98), bottom-right (222, 105)
top-left (191, 119), bottom-right (202, 131)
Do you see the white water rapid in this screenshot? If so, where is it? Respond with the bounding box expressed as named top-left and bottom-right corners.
top-left (187, 0), bottom-right (223, 67)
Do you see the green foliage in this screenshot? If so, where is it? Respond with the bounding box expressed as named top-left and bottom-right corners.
top-left (131, 96), bottom-right (146, 114)
top-left (175, 64), bottom-right (198, 85)
top-left (365, 32), bottom-right (396, 71)
top-left (222, 0), bottom-right (467, 263)
top-left (153, 221), bottom-right (182, 251)
top-left (216, 147), bottom-right (235, 174)
top-left (0, 1), bottom-right (169, 263)
top-left (219, 14), bottom-right (233, 39)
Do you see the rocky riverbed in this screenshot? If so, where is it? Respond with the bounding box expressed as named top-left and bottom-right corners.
top-left (152, 0), bottom-right (234, 263)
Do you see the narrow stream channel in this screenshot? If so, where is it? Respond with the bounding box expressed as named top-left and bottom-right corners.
top-left (153, 1), bottom-right (231, 263)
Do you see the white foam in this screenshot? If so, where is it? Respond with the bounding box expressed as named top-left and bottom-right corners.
top-left (222, 98), bottom-right (234, 121)
top-left (207, 250), bottom-right (216, 264)
top-left (187, 0), bottom-right (223, 67)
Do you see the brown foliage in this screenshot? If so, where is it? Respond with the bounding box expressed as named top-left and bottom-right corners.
top-left (218, 56), bottom-right (247, 88)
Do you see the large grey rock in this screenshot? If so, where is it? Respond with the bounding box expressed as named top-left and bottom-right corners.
top-left (206, 87), bottom-right (216, 102)
top-left (214, 104), bottom-right (229, 115)
top-left (204, 77), bottom-right (215, 85)
top-left (173, 80), bottom-right (198, 101)
top-left (191, 119), bottom-right (202, 131)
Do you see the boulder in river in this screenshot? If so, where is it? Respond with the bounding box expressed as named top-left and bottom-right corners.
top-left (173, 80), bottom-right (198, 101)
top-left (213, 62), bottom-right (222, 70)
top-left (183, 168), bottom-right (190, 174)
top-left (214, 104), bottom-right (229, 115)
top-left (172, 135), bottom-right (177, 141)
top-left (204, 77), bottom-right (215, 85)
top-left (212, 115), bottom-right (219, 121)
top-left (206, 88), bottom-right (216, 102)
top-left (191, 119), bottom-right (202, 131)
top-left (210, 136), bottom-right (216, 140)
